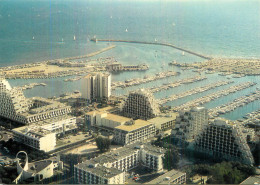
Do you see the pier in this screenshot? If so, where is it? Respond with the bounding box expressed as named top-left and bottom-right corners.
top-left (16, 83), bottom-right (47, 91)
top-left (171, 82), bottom-right (256, 111)
top-left (159, 80), bottom-right (233, 104)
top-left (209, 91), bottom-right (260, 117)
top-left (91, 39), bottom-right (212, 60)
top-left (242, 109), bottom-right (260, 126)
top-left (111, 71), bottom-right (179, 89)
top-left (148, 76), bottom-right (207, 93)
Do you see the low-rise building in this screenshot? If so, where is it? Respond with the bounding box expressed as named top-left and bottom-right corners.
top-left (85, 110), bottom-right (132, 129)
top-left (74, 142), bottom-right (165, 184)
top-left (13, 127), bottom-right (56, 152)
top-left (113, 119), bottom-right (156, 145)
top-left (148, 113), bottom-right (178, 134)
top-left (14, 151), bottom-right (63, 184)
top-left (195, 118), bottom-right (254, 165)
top-left (74, 162), bottom-right (125, 184)
top-left (12, 115), bottom-right (77, 152)
top-left (146, 169), bottom-right (186, 184)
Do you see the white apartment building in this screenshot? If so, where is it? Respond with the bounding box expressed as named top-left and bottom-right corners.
top-left (113, 119), bottom-right (156, 145)
top-left (146, 169), bottom-right (186, 184)
top-left (195, 118), bottom-right (254, 165)
top-left (172, 107), bottom-right (208, 142)
top-left (13, 127), bottom-right (56, 152)
top-left (12, 115), bottom-right (77, 152)
top-left (74, 142), bottom-right (165, 184)
top-left (120, 89), bottom-right (160, 120)
top-left (0, 78), bottom-right (72, 125)
top-left (0, 78), bottom-right (31, 123)
top-left (74, 162), bottom-right (125, 184)
top-left (81, 72), bottom-right (111, 101)
top-left (148, 113), bottom-right (178, 133)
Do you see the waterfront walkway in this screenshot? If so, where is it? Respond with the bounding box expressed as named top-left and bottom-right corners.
top-left (91, 39), bottom-right (212, 60)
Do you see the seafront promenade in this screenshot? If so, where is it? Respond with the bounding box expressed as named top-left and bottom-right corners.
top-left (91, 38), bottom-right (213, 60)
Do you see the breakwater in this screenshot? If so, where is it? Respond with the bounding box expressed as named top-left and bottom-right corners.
top-left (91, 39), bottom-right (212, 60)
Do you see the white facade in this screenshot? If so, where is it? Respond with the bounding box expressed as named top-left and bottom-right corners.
top-left (13, 116), bottom-right (77, 152)
top-left (85, 110), bottom-right (131, 128)
top-left (172, 107), bottom-right (208, 142)
top-left (113, 120), bottom-right (156, 145)
top-left (13, 127), bottom-right (56, 152)
top-left (74, 142), bottom-right (165, 184)
top-left (195, 118), bottom-right (254, 165)
top-left (81, 72), bottom-right (111, 101)
top-left (0, 78), bottom-right (72, 125)
top-left (0, 78), bottom-right (31, 123)
top-left (14, 152), bottom-right (63, 184)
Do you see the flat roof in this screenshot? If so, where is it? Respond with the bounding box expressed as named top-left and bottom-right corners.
top-left (13, 126), bottom-right (52, 138)
top-left (148, 113), bottom-right (178, 125)
top-left (146, 169), bottom-right (186, 184)
top-left (115, 119), bottom-right (152, 132)
top-left (75, 161), bottom-right (123, 179)
top-left (81, 142), bottom-right (165, 167)
top-left (106, 114), bottom-right (131, 123)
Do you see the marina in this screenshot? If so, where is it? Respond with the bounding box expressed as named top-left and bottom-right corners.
top-left (159, 80), bottom-right (234, 105)
top-left (209, 91), bottom-right (260, 117)
top-left (171, 82), bottom-right (256, 111)
top-left (111, 71), bottom-right (179, 89)
top-left (171, 58), bottom-right (260, 76)
top-left (242, 109), bottom-right (260, 127)
top-left (147, 76), bottom-right (207, 93)
top-left (17, 83), bottom-right (47, 91)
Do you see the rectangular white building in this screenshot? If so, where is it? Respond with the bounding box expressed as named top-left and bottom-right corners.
top-left (74, 142), bottom-right (165, 184)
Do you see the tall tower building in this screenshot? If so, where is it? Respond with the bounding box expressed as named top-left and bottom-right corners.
top-left (120, 89), bottom-right (160, 120)
top-left (172, 107), bottom-right (208, 142)
top-left (81, 72), bottom-right (111, 101)
top-left (195, 118), bottom-right (254, 165)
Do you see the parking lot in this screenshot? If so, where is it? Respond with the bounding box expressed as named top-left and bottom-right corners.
top-left (56, 131), bottom-right (91, 147)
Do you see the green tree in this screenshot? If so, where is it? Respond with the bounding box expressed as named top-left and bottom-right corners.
top-left (95, 136), bottom-right (111, 153)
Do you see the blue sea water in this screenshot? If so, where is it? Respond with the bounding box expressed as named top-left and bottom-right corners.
top-left (1, 0), bottom-right (260, 120)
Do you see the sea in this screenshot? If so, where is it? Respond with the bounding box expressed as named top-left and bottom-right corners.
top-left (0, 0), bottom-right (260, 120)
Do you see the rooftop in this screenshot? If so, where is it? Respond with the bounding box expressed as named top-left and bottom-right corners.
top-left (21, 97), bottom-right (70, 117)
top-left (79, 142), bottom-right (165, 167)
top-left (146, 169), bottom-right (186, 184)
top-left (115, 119), bottom-right (153, 132)
top-left (13, 125), bottom-right (54, 138)
top-left (106, 114), bottom-right (132, 123)
top-left (27, 160), bottom-right (53, 173)
top-left (75, 161), bottom-right (123, 179)
top-left (148, 113), bottom-right (178, 125)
